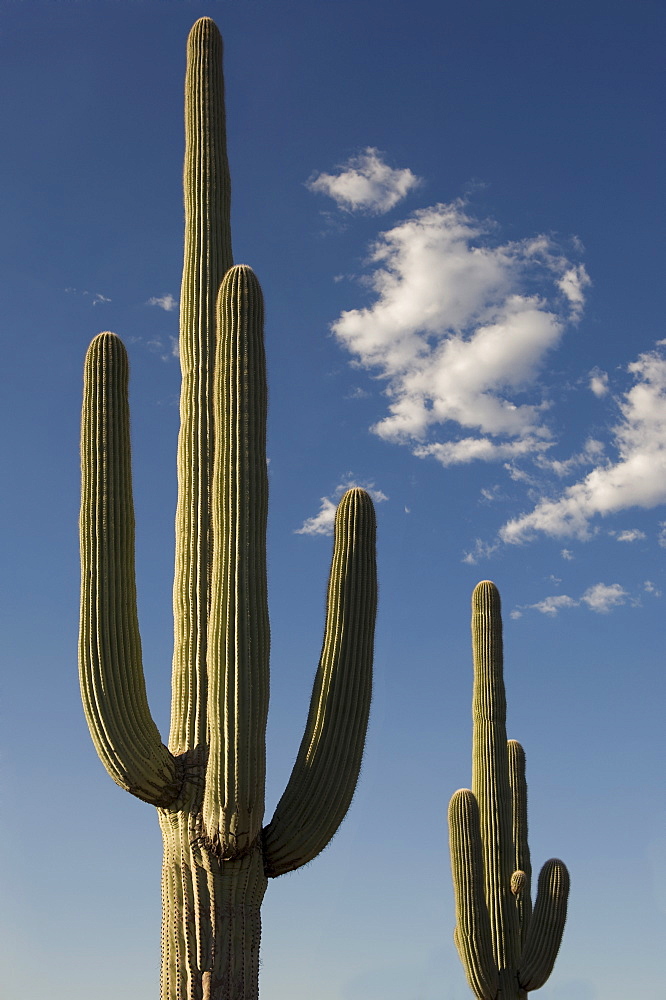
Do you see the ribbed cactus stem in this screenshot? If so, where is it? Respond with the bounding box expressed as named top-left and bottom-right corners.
top-left (171, 16), bottom-right (233, 756)
top-left (79, 17), bottom-right (377, 1000)
top-left (263, 487), bottom-right (377, 876)
top-left (448, 790), bottom-right (498, 1000)
top-left (204, 265), bottom-right (270, 858)
top-left (471, 581), bottom-right (519, 971)
top-left (508, 739), bottom-right (532, 943)
top-left (79, 332), bottom-right (179, 806)
top-left (518, 859), bottom-right (570, 991)
top-left (449, 581), bottom-right (569, 999)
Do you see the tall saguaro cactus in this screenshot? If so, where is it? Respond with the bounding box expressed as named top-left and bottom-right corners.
top-left (448, 582), bottom-right (569, 1000)
top-left (79, 18), bottom-right (377, 1000)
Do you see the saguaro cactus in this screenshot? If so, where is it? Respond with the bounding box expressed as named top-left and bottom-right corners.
top-left (79, 18), bottom-right (377, 1000)
top-left (448, 582), bottom-right (569, 1000)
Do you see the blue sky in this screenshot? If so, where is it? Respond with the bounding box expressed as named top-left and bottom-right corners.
top-left (1, 1), bottom-right (665, 997)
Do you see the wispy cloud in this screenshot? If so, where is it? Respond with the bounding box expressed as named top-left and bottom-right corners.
top-left (331, 199), bottom-right (588, 467)
top-left (148, 293), bottom-right (178, 312)
top-left (614, 528), bottom-right (646, 542)
top-left (514, 581), bottom-right (634, 617)
top-left (65, 287), bottom-right (111, 305)
top-left (295, 477), bottom-right (388, 536)
top-left (500, 344), bottom-right (666, 543)
top-left (307, 147), bottom-right (421, 215)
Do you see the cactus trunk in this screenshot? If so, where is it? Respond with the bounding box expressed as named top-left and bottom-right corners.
top-left (79, 17), bottom-right (377, 1000)
top-left (448, 582), bottom-right (569, 1000)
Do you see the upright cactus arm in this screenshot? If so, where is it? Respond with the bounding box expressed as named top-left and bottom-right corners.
top-left (518, 858), bottom-right (570, 991)
top-left (263, 487), bottom-right (377, 878)
top-left (170, 16), bottom-right (233, 757)
top-left (79, 332), bottom-right (180, 806)
top-left (508, 739), bottom-right (532, 941)
top-left (471, 581), bottom-right (520, 972)
top-left (204, 265), bottom-right (270, 859)
top-left (448, 789), bottom-right (499, 1000)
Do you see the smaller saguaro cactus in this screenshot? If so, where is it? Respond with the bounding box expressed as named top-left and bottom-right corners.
top-left (448, 581), bottom-right (569, 1000)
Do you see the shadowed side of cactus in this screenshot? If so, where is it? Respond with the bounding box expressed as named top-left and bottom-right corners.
top-left (79, 18), bottom-right (377, 1000)
top-left (448, 582), bottom-right (569, 1000)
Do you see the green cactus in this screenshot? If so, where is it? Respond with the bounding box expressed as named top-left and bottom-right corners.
top-left (78, 17), bottom-right (377, 1000)
top-left (448, 581), bottom-right (569, 1000)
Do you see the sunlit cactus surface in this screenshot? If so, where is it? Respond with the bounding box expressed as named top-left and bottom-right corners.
top-left (448, 581), bottom-right (569, 1000)
top-left (79, 18), bottom-right (377, 1000)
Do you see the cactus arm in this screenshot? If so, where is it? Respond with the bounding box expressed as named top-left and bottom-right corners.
top-left (448, 789), bottom-right (499, 1000)
top-left (262, 488), bottom-right (377, 877)
top-left (79, 332), bottom-right (179, 806)
top-left (170, 16), bottom-right (233, 756)
top-left (518, 859), bottom-right (570, 991)
top-left (508, 739), bottom-right (532, 941)
top-left (471, 581), bottom-right (521, 971)
top-left (203, 265), bottom-right (270, 858)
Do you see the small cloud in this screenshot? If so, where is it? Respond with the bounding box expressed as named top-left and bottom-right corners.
top-left (517, 581), bottom-right (630, 617)
top-left (556, 264), bottom-right (591, 321)
top-left (658, 522), bottom-right (666, 548)
top-left (295, 497), bottom-right (338, 537)
top-left (148, 293), bottom-right (178, 312)
top-left (615, 528), bottom-right (646, 542)
top-left (462, 538), bottom-right (500, 565)
top-left (644, 580), bottom-right (662, 597)
top-left (346, 386), bottom-right (370, 399)
top-left (295, 476), bottom-right (388, 536)
top-left (580, 582), bottom-right (628, 613)
top-left (530, 594), bottom-right (579, 616)
top-left (510, 609), bottom-right (523, 619)
top-left (307, 147), bottom-right (421, 215)
top-left (561, 549), bottom-right (574, 560)
top-left (589, 367), bottom-right (609, 398)
top-left (92, 293), bottom-right (112, 306)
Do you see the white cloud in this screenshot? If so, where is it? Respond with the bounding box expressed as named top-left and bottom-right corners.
top-left (307, 147), bottom-right (421, 215)
top-left (580, 582), bottom-right (628, 613)
top-left (515, 581), bottom-right (631, 617)
top-left (295, 477), bottom-right (388, 536)
top-left (529, 594), bottom-right (578, 616)
top-left (589, 367), bottom-right (609, 398)
top-left (148, 293), bottom-right (178, 312)
top-left (615, 528), bottom-right (646, 542)
top-left (92, 293), bottom-right (111, 306)
top-left (500, 344), bottom-right (666, 542)
top-left (331, 200), bottom-right (587, 466)
top-left (561, 549), bottom-right (574, 560)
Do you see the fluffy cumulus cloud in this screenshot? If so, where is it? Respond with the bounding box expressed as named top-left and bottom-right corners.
top-left (307, 148), bottom-right (421, 215)
top-left (296, 478), bottom-right (388, 536)
top-left (332, 200), bottom-right (588, 465)
top-left (500, 344), bottom-right (666, 542)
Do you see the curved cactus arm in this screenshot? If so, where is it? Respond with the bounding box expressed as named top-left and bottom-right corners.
top-left (518, 858), bottom-right (570, 991)
top-left (448, 789), bottom-right (498, 1000)
top-left (170, 16), bottom-right (233, 757)
top-left (262, 488), bottom-right (377, 877)
top-left (471, 581), bottom-right (520, 971)
top-left (203, 265), bottom-right (270, 858)
top-left (508, 739), bottom-right (532, 941)
top-left (79, 332), bottom-right (180, 806)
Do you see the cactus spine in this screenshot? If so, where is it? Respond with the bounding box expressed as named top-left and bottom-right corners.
top-left (79, 18), bottom-right (377, 1000)
top-left (448, 582), bottom-right (569, 1000)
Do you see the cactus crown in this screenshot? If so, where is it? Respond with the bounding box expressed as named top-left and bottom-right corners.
top-left (448, 581), bottom-right (570, 1000)
top-left (79, 17), bottom-right (377, 999)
